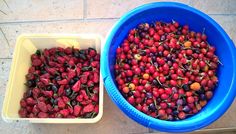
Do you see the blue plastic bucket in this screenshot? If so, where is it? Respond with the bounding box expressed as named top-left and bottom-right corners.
top-left (101, 2), bottom-right (236, 132)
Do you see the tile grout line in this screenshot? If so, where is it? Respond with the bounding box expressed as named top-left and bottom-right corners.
top-left (0, 58), bottom-right (12, 60)
top-left (0, 13), bottom-right (235, 25)
top-left (209, 14), bottom-right (236, 16)
top-left (0, 27), bottom-right (13, 59)
top-left (0, 18), bottom-right (119, 25)
top-left (0, 27), bottom-right (10, 48)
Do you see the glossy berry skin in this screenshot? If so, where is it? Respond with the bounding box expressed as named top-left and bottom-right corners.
top-left (114, 21), bottom-right (219, 121)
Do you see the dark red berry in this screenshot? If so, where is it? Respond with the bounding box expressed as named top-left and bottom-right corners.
top-left (178, 112), bottom-right (186, 119)
top-left (187, 96), bottom-right (195, 104)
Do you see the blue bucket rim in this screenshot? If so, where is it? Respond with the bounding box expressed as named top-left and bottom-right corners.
top-left (101, 2), bottom-right (236, 132)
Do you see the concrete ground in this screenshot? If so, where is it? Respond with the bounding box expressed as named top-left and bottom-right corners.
top-left (0, 0), bottom-right (235, 134)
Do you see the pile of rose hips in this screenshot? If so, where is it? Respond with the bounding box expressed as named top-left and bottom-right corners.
top-left (19, 47), bottom-right (100, 118)
top-left (114, 21), bottom-right (220, 120)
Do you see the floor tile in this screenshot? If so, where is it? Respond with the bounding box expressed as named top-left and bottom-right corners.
top-left (0, 0), bottom-right (83, 22)
top-left (87, 0), bottom-right (190, 18)
top-left (190, 0), bottom-right (236, 14)
top-left (210, 15), bottom-right (236, 43)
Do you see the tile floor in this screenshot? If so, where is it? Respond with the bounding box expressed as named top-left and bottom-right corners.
top-left (0, 0), bottom-right (235, 134)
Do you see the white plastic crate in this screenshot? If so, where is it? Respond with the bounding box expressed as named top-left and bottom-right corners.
top-left (2, 34), bottom-right (104, 123)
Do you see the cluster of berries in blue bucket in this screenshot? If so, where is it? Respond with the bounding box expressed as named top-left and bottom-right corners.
top-left (114, 21), bottom-right (221, 120)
